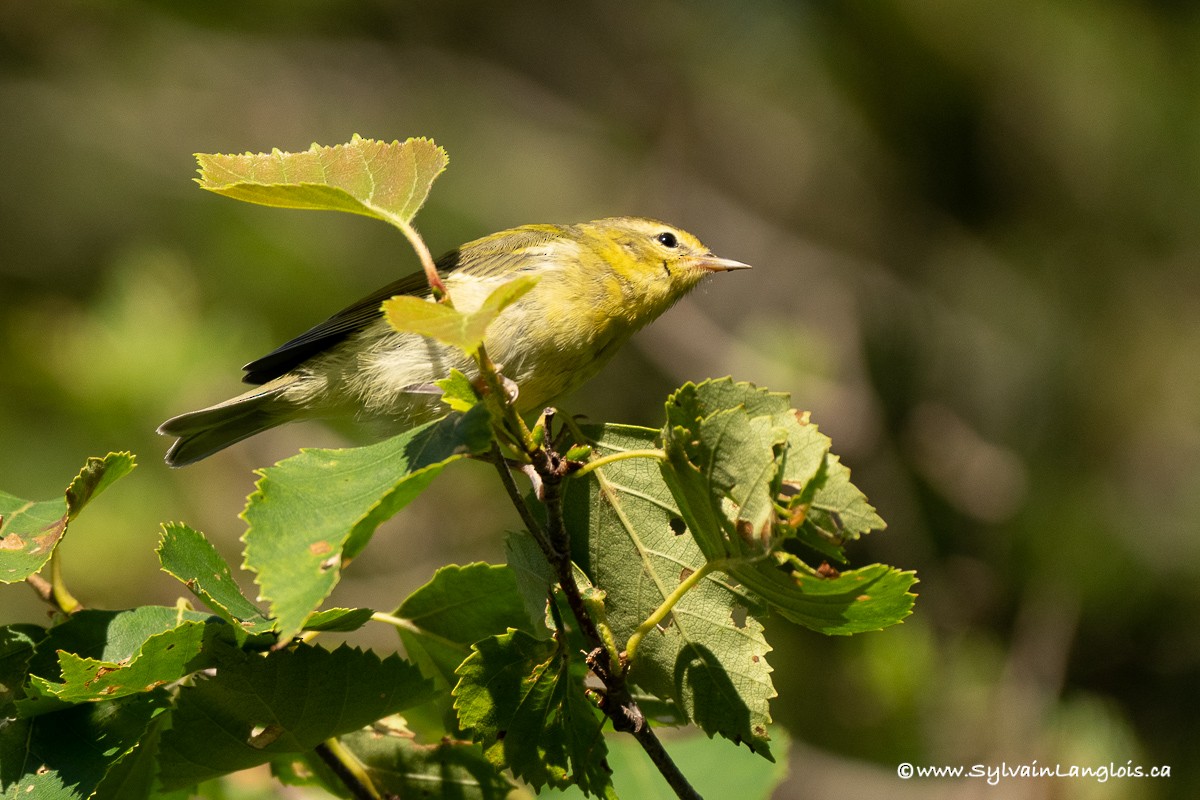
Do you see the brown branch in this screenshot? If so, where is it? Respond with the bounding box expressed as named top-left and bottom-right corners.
top-left (493, 424), bottom-right (703, 800)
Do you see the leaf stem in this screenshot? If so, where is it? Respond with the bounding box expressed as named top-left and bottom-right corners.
top-left (624, 559), bottom-right (726, 667)
top-left (314, 738), bottom-right (382, 800)
top-left (392, 216), bottom-right (448, 300)
top-left (372, 611), bottom-right (471, 657)
top-left (49, 550), bottom-right (82, 614)
top-left (571, 448), bottom-right (666, 478)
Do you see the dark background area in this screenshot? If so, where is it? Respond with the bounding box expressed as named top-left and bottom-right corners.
top-left (2, 2), bottom-right (1197, 798)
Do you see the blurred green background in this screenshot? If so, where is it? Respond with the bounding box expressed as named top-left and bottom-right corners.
top-left (3, 1), bottom-right (1198, 798)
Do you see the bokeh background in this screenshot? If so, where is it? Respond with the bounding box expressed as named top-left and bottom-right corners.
top-left (2, 2), bottom-right (1198, 798)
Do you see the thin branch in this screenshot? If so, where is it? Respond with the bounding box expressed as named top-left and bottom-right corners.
top-left (500, 433), bottom-right (702, 800)
top-left (314, 739), bottom-right (384, 800)
top-left (25, 573), bottom-right (54, 605)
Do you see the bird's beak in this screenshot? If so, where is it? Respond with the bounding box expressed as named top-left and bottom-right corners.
top-left (692, 253), bottom-right (753, 272)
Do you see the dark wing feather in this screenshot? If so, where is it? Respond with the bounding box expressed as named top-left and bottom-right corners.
top-left (241, 269), bottom-right (435, 384)
top-left (240, 224), bottom-right (569, 385)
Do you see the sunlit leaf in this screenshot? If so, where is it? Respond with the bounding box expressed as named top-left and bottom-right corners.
top-left (435, 368), bottom-right (481, 412)
top-left (242, 407), bottom-right (491, 644)
top-left (0, 452), bottom-right (135, 584)
top-left (383, 274), bottom-right (539, 352)
top-left (662, 380), bottom-right (828, 557)
top-left (195, 135), bottom-right (447, 228)
top-left (16, 606), bottom-right (233, 718)
top-left (804, 452), bottom-right (887, 542)
top-left (157, 522), bottom-right (274, 638)
top-left (731, 557), bottom-right (917, 634)
top-left (657, 379), bottom-right (915, 634)
top-left (303, 607), bottom-right (374, 632)
top-left (25, 620), bottom-right (226, 706)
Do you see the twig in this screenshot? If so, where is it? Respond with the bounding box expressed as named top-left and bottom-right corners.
top-left (494, 435), bottom-right (702, 800)
top-left (314, 739), bottom-right (385, 800)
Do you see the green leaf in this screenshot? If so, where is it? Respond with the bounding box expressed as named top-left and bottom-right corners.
top-left (453, 630), bottom-right (613, 797)
top-left (17, 607), bottom-right (234, 718)
top-left (662, 380), bottom-right (829, 558)
top-left (242, 407), bottom-right (491, 643)
top-left (804, 452), bottom-right (887, 542)
top-left (564, 424), bottom-right (776, 757)
top-left (1, 692), bottom-right (170, 800)
top-left (504, 531), bottom-right (557, 632)
top-left (733, 557), bottom-right (918, 635)
top-left (64, 452), bottom-right (137, 522)
top-left (195, 135), bottom-right (447, 229)
top-left (156, 642), bottom-right (435, 790)
top-left (392, 563), bottom-right (534, 688)
top-left (303, 607), bottom-right (374, 632)
top-left (274, 716), bottom-right (516, 800)
top-left (383, 274), bottom-right (540, 352)
top-left (157, 522), bottom-right (274, 638)
top-left (435, 368), bottom-right (481, 412)
top-left (25, 620), bottom-right (226, 705)
top-left (91, 714), bottom-right (180, 800)
top-left (0, 452), bottom-right (135, 584)
top-left (657, 379), bottom-right (915, 634)
top-left (504, 530), bottom-right (595, 637)
top-left (0, 625), bottom-right (43, 719)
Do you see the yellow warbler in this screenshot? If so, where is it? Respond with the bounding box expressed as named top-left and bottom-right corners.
top-left (159, 216), bottom-right (749, 465)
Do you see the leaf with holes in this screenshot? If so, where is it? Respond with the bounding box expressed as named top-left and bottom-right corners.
top-left (661, 379), bottom-right (829, 558)
top-left (563, 424), bottom-right (776, 759)
top-left (658, 379), bottom-right (915, 634)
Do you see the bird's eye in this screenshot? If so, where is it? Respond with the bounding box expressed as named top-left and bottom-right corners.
top-left (656, 231), bottom-right (678, 248)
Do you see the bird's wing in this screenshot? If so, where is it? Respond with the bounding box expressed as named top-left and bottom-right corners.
top-left (240, 225), bottom-right (568, 385)
top-left (241, 269), bottom-right (432, 384)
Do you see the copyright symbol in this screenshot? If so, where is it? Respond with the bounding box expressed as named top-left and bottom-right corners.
top-left (897, 762), bottom-right (914, 779)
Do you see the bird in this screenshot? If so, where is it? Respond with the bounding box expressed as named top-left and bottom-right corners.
top-left (158, 216), bottom-right (750, 466)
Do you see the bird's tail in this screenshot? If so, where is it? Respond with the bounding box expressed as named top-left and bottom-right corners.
top-left (159, 383), bottom-right (297, 467)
